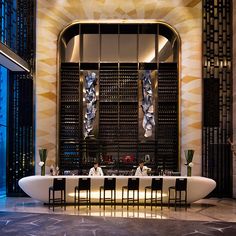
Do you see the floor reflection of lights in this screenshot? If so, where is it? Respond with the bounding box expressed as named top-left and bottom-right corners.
top-left (2, 197), bottom-right (235, 222)
top-left (47, 190), bottom-right (168, 219)
top-left (74, 206), bottom-right (167, 219)
top-left (0, 196), bottom-right (167, 219)
top-left (68, 191), bottom-right (167, 201)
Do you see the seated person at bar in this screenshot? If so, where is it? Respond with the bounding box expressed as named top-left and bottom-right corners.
top-left (89, 161), bottom-right (104, 176)
top-left (135, 160), bottom-right (151, 176)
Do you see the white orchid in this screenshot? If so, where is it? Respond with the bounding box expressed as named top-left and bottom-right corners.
top-left (188, 162), bottom-right (194, 168)
top-left (39, 161), bottom-right (44, 167)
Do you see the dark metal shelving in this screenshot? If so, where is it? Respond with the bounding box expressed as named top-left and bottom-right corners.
top-left (59, 62), bottom-right (179, 173)
top-left (156, 63), bottom-right (178, 171)
top-left (59, 23), bottom-right (179, 174)
top-left (59, 63), bottom-right (81, 171)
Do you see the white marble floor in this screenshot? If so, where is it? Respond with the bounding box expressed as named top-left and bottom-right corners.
top-left (0, 197), bottom-right (236, 222)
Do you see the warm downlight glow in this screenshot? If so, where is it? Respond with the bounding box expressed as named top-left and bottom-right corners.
top-left (68, 191), bottom-right (168, 200)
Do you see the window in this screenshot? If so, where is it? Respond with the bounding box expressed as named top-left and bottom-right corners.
top-left (0, 65), bottom-right (8, 197)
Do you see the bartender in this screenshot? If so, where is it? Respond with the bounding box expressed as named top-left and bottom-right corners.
top-left (89, 161), bottom-right (104, 176)
top-left (135, 160), bottom-right (151, 176)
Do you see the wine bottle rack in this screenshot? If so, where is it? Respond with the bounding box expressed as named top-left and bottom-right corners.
top-left (59, 63), bottom-right (81, 171)
top-left (99, 63), bottom-right (119, 102)
top-left (59, 61), bottom-right (179, 172)
top-left (81, 139), bottom-right (100, 166)
top-left (57, 23), bottom-right (182, 174)
top-left (99, 71), bottom-right (119, 102)
top-left (99, 103), bottom-right (119, 140)
top-left (58, 62), bottom-right (180, 174)
top-left (59, 141), bottom-right (80, 171)
top-left (99, 63), bottom-right (139, 140)
top-left (119, 69), bottom-right (138, 102)
top-left (119, 103), bottom-right (138, 140)
top-left (119, 64), bottom-right (138, 141)
top-left (156, 63), bottom-right (178, 171)
top-left (138, 141), bottom-right (156, 165)
top-left (98, 63), bottom-right (139, 166)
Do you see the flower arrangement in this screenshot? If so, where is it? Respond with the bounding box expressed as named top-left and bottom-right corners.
top-left (39, 148), bottom-right (47, 176)
top-left (184, 149), bottom-right (194, 176)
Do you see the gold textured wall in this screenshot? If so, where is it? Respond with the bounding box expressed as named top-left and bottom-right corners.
top-left (36, 0), bottom-right (202, 175)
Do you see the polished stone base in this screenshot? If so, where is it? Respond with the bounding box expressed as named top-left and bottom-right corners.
top-left (0, 210), bottom-right (236, 236)
top-left (0, 197), bottom-right (236, 222)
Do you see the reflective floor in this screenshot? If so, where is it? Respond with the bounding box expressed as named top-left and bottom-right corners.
top-left (0, 197), bottom-right (236, 222)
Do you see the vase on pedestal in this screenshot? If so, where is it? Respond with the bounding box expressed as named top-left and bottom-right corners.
top-left (41, 165), bottom-right (45, 176)
top-left (39, 148), bottom-right (47, 176)
top-left (187, 166), bottom-right (192, 177)
top-left (184, 149), bottom-right (194, 177)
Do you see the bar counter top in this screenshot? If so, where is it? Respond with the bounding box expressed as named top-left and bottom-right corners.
top-left (19, 175), bottom-right (216, 204)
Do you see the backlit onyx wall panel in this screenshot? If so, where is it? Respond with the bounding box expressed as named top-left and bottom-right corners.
top-left (202, 0), bottom-right (232, 197)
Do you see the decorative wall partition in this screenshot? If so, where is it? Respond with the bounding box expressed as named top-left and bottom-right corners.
top-left (202, 0), bottom-right (232, 197)
top-left (8, 72), bottom-right (34, 196)
top-left (2, 0), bottom-right (36, 196)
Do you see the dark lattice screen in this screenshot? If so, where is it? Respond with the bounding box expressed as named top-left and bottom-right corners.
top-left (6, 0), bottom-right (35, 196)
top-left (7, 72), bottom-right (34, 196)
top-left (0, 0), bottom-right (17, 51)
top-left (16, 0), bottom-right (35, 64)
top-left (202, 0), bottom-right (232, 197)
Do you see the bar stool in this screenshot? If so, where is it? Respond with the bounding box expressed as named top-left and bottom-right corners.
top-left (49, 178), bottom-right (66, 211)
top-left (99, 178), bottom-right (116, 209)
top-left (122, 178), bottom-right (140, 209)
top-left (168, 178), bottom-right (187, 211)
top-left (144, 178), bottom-right (163, 210)
top-left (74, 178), bottom-right (91, 209)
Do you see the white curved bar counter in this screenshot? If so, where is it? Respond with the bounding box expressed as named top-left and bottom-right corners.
top-left (19, 176), bottom-right (216, 204)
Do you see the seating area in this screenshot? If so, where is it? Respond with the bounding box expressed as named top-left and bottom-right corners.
top-left (122, 178), bottom-right (140, 209)
top-left (168, 178), bottom-right (188, 211)
top-left (48, 178), bottom-right (66, 211)
top-left (145, 178), bottom-right (163, 210)
top-left (74, 178), bottom-right (91, 209)
top-left (99, 178), bottom-right (116, 209)
top-left (48, 177), bottom-right (189, 210)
